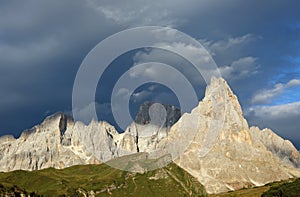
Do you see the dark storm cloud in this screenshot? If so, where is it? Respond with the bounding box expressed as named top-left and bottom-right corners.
top-left (0, 0), bottom-right (300, 148)
top-left (0, 0), bottom-right (120, 134)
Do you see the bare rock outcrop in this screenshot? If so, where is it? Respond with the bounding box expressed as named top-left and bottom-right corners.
top-left (170, 77), bottom-right (300, 193)
top-left (0, 113), bottom-right (121, 171)
top-left (0, 77), bottom-right (299, 195)
top-left (249, 126), bottom-right (300, 168)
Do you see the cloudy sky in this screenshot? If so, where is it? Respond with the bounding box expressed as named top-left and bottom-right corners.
top-left (1, 0), bottom-right (300, 148)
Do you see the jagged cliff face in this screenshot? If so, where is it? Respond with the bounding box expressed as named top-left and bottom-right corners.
top-left (171, 78), bottom-right (300, 193)
top-left (249, 127), bottom-right (300, 168)
top-left (134, 101), bottom-right (181, 127)
top-left (0, 114), bottom-right (121, 171)
top-left (0, 77), bottom-right (299, 194)
top-left (117, 102), bottom-right (181, 154)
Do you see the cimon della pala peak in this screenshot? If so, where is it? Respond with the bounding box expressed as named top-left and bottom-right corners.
top-left (0, 77), bottom-right (299, 194)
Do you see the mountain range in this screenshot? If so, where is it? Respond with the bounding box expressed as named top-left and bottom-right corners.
top-left (0, 77), bottom-right (299, 194)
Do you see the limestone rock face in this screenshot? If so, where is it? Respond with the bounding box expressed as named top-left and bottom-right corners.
top-left (0, 113), bottom-right (79, 171)
top-left (0, 113), bottom-right (121, 171)
top-left (1, 77), bottom-right (300, 195)
top-left (249, 126), bottom-right (300, 168)
top-left (169, 77), bottom-right (300, 194)
top-left (134, 101), bottom-right (181, 128)
top-left (118, 102), bottom-right (181, 154)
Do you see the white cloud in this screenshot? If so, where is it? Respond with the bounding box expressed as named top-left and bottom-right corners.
top-left (199, 34), bottom-right (259, 55)
top-left (219, 56), bottom-right (259, 80)
top-left (116, 88), bottom-right (130, 97)
top-left (198, 34), bottom-right (261, 82)
top-left (129, 64), bottom-right (159, 79)
top-left (251, 79), bottom-right (300, 104)
top-left (247, 102), bottom-right (300, 118)
top-left (86, 0), bottom-right (241, 27)
top-left (154, 42), bottom-right (213, 65)
top-left (131, 84), bottom-right (159, 103)
top-left (245, 102), bottom-right (300, 145)
top-left (287, 79), bottom-right (300, 87)
top-left (85, 0), bottom-right (185, 27)
top-left (131, 41), bottom-right (219, 85)
top-left (131, 91), bottom-right (152, 102)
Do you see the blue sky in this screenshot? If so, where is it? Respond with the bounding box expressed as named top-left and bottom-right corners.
top-left (0, 0), bottom-right (300, 148)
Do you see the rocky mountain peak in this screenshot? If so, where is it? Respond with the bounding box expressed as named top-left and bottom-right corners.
top-left (39, 112), bottom-right (73, 136)
top-left (0, 77), bottom-right (300, 194)
top-left (202, 77), bottom-right (251, 143)
top-left (0, 135), bottom-right (15, 144)
top-left (171, 77), bottom-right (300, 194)
top-left (206, 77), bottom-right (244, 116)
top-left (134, 101), bottom-right (181, 128)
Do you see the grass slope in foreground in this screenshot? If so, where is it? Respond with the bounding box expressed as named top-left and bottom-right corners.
top-left (261, 178), bottom-right (300, 197)
top-left (209, 178), bottom-right (300, 197)
top-left (0, 161), bottom-right (207, 196)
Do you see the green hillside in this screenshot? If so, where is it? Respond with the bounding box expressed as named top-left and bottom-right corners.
top-left (1, 150), bottom-right (298, 197)
top-left (0, 159), bottom-right (207, 196)
top-left (261, 178), bottom-right (300, 197)
top-left (209, 178), bottom-right (299, 197)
